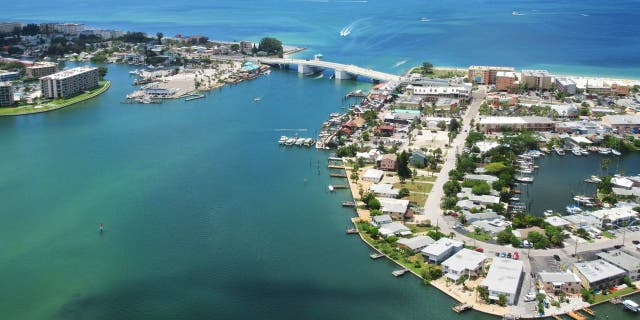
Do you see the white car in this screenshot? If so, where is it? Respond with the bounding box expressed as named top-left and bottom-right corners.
top-left (524, 292), bottom-right (537, 302)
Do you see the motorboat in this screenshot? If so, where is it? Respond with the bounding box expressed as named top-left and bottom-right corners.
top-left (572, 148), bottom-right (582, 156)
top-left (328, 185), bottom-right (335, 192)
top-left (278, 136), bottom-right (288, 145)
top-left (544, 210), bottom-right (553, 217)
top-left (566, 205), bottom-right (583, 214)
top-left (295, 138), bottom-right (305, 146)
top-left (515, 175), bottom-right (534, 183)
top-left (581, 149), bottom-right (590, 156)
top-left (598, 147), bottom-right (611, 155)
top-left (611, 149), bottom-right (622, 156)
top-left (285, 138), bottom-right (296, 146)
top-left (623, 299), bottom-right (639, 312)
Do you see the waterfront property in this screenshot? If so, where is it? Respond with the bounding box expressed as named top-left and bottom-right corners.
top-left (573, 260), bottom-right (626, 290)
top-left (467, 66), bottom-right (515, 85)
top-left (397, 235), bottom-right (435, 253)
top-left (40, 67), bottom-right (99, 99)
top-left (536, 271), bottom-right (582, 296)
top-left (420, 238), bottom-right (464, 264)
top-left (596, 250), bottom-right (640, 281)
top-left (0, 70), bottom-right (20, 82)
top-left (587, 207), bottom-right (637, 228)
top-left (378, 197), bottom-right (410, 219)
top-left (520, 69), bottom-right (552, 90)
top-left (25, 62), bottom-right (58, 78)
top-left (362, 168), bottom-right (384, 183)
top-left (481, 258), bottom-right (523, 305)
top-left (378, 222), bottom-right (411, 237)
top-left (478, 116), bottom-right (555, 133)
top-left (369, 183), bottom-right (400, 198)
top-left (441, 248), bottom-right (486, 281)
top-left (601, 114), bottom-right (640, 134)
top-left (0, 82), bottom-right (14, 107)
top-left (371, 214), bottom-right (393, 227)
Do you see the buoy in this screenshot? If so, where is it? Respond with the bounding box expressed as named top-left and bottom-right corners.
top-left (99, 223), bottom-right (104, 233)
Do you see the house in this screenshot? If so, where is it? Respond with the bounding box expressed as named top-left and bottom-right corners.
top-left (378, 198), bottom-right (410, 219)
top-left (420, 238), bottom-right (464, 264)
top-left (481, 258), bottom-right (523, 305)
top-left (441, 248), bottom-right (487, 281)
top-left (375, 125), bottom-right (396, 137)
top-left (463, 174), bottom-right (499, 184)
top-left (601, 114), bottom-right (640, 134)
top-left (587, 207), bottom-right (637, 227)
top-left (410, 151), bottom-right (428, 167)
top-left (378, 222), bottom-right (412, 237)
top-left (362, 169), bottom-right (384, 183)
top-left (397, 235), bottom-right (435, 253)
top-left (377, 154), bottom-right (397, 171)
top-left (356, 149), bottom-right (381, 163)
top-left (596, 250), bottom-right (640, 281)
top-left (369, 184), bottom-right (400, 198)
top-left (536, 271), bottom-right (582, 295)
top-left (544, 216), bottom-right (571, 228)
top-left (371, 214), bottom-right (393, 227)
top-left (573, 259), bottom-right (626, 290)
top-left (611, 176), bottom-right (635, 190)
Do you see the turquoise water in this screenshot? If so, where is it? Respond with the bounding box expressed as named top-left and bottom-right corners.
top-left (5, 0), bottom-right (640, 77)
top-left (520, 152), bottom-right (640, 216)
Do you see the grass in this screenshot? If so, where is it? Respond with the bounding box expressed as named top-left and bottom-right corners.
top-left (408, 224), bottom-right (433, 234)
top-left (593, 287), bottom-right (637, 304)
top-left (406, 193), bottom-right (427, 205)
top-left (409, 67), bottom-right (466, 79)
top-left (413, 175), bottom-right (437, 182)
top-left (0, 81), bottom-right (110, 116)
top-left (602, 231), bottom-right (616, 239)
top-left (466, 230), bottom-right (493, 242)
top-left (393, 181), bottom-right (434, 193)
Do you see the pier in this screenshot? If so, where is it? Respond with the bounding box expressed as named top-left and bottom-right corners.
top-left (567, 310), bottom-right (587, 320)
top-left (329, 173), bottom-right (347, 178)
top-left (452, 303), bottom-right (472, 313)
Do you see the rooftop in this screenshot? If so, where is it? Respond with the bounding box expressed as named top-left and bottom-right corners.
top-left (362, 168), bottom-right (384, 180)
top-left (378, 222), bottom-right (411, 236)
top-left (397, 235), bottom-right (435, 250)
top-left (573, 259), bottom-right (625, 283)
top-left (421, 238), bottom-right (464, 257)
top-left (538, 271), bottom-right (580, 284)
top-left (596, 250), bottom-right (640, 272)
top-left (378, 197), bottom-right (409, 214)
top-left (522, 69), bottom-right (550, 77)
top-left (482, 258), bottom-right (523, 295)
top-left (544, 216), bottom-right (571, 228)
top-left (588, 207), bottom-right (637, 222)
top-left (369, 183), bottom-right (399, 196)
top-left (372, 214), bottom-right (392, 225)
top-left (41, 67), bottom-right (97, 80)
top-left (442, 248), bottom-right (486, 273)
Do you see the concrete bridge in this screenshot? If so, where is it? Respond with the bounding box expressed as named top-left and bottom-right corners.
top-left (249, 57), bottom-right (401, 82)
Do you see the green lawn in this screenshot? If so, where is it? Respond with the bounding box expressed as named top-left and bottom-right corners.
top-left (0, 81), bottom-right (110, 116)
top-left (466, 230), bottom-right (493, 242)
top-left (394, 181), bottom-right (434, 193)
top-left (602, 231), bottom-right (615, 239)
top-left (406, 193), bottom-right (427, 205)
top-left (593, 287), bottom-right (637, 304)
top-left (413, 175), bottom-right (437, 182)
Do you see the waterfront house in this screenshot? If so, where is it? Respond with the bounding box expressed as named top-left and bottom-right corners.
top-left (378, 198), bottom-right (409, 220)
top-left (441, 248), bottom-right (486, 281)
top-left (596, 250), bottom-right (640, 281)
top-left (573, 260), bottom-right (625, 290)
top-left (611, 176), bottom-right (635, 190)
top-left (377, 154), bottom-right (397, 171)
top-left (375, 125), bottom-right (396, 137)
top-left (369, 184), bottom-right (400, 198)
top-left (587, 207), bottom-right (637, 228)
top-left (356, 150), bottom-right (381, 163)
top-left (371, 214), bottom-right (393, 227)
top-left (601, 114), bottom-right (640, 134)
top-left (481, 258), bottom-right (523, 305)
top-left (544, 216), bottom-right (571, 228)
top-left (420, 238), bottom-right (464, 264)
top-left (536, 271), bottom-right (581, 296)
top-left (378, 222), bottom-right (411, 237)
top-left (362, 169), bottom-right (384, 183)
top-left (397, 235), bottom-right (435, 253)
top-left (463, 174), bottom-right (499, 184)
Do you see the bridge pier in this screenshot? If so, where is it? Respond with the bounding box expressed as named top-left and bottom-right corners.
top-left (298, 64), bottom-right (321, 75)
top-left (334, 69), bottom-right (355, 80)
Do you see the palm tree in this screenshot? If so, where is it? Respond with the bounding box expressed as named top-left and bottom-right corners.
top-left (156, 32), bottom-right (163, 44)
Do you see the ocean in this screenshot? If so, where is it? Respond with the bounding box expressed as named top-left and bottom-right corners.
top-left (2, 0), bottom-right (640, 319)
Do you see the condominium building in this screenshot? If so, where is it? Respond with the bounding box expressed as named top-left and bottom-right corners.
top-left (0, 82), bottom-right (14, 107)
top-left (555, 77), bottom-right (577, 95)
top-left (478, 116), bottom-right (555, 133)
top-left (40, 67), bottom-right (99, 99)
top-left (467, 66), bottom-right (515, 85)
top-left (481, 258), bottom-right (523, 305)
top-left (495, 71), bottom-right (518, 91)
top-left (0, 71), bottom-right (21, 82)
top-left (26, 62), bottom-right (58, 79)
top-left (0, 22), bottom-right (24, 34)
top-left (537, 271), bottom-right (581, 295)
top-left (54, 23), bottom-right (85, 35)
top-left (521, 70), bottom-right (552, 90)
top-left (573, 259), bottom-right (625, 290)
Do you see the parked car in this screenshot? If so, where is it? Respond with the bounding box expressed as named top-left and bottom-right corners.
top-left (475, 247), bottom-right (484, 253)
top-left (632, 240), bottom-right (640, 245)
top-left (553, 255), bottom-right (561, 261)
top-left (524, 292), bottom-right (537, 302)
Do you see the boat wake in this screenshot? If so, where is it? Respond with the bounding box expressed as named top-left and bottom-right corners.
top-left (274, 128), bottom-right (308, 132)
top-left (313, 73), bottom-right (324, 79)
top-left (392, 60), bottom-right (407, 68)
top-left (339, 24), bottom-right (353, 36)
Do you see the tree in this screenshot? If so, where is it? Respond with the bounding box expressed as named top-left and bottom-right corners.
top-left (437, 120), bottom-right (446, 131)
top-left (601, 158), bottom-right (610, 177)
top-left (476, 286), bottom-right (490, 302)
top-left (421, 61), bottom-right (433, 75)
top-left (398, 188), bottom-right (410, 198)
top-left (367, 198), bottom-right (381, 210)
top-left (258, 37), bottom-right (283, 57)
top-left (397, 151), bottom-right (412, 182)
top-left (156, 32), bottom-right (163, 44)
top-left (97, 66), bottom-right (108, 80)
top-left (497, 294), bottom-right (507, 306)
top-left (230, 43), bottom-right (240, 52)
top-left (449, 118), bottom-right (460, 133)
top-left (443, 180), bottom-right (461, 197)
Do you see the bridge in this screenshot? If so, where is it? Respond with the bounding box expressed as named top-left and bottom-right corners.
top-left (249, 57), bottom-right (401, 82)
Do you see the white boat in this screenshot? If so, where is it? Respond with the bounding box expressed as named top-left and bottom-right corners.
top-left (304, 138), bottom-right (313, 146)
top-left (581, 149), bottom-right (590, 155)
top-left (598, 147), bottom-right (611, 155)
top-left (566, 205), bottom-right (583, 214)
top-left (572, 148), bottom-right (582, 156)
top-left (328, 185), bottom-right (335, 192)
top-left (295, 138), bottom-right (305, 146)
top-left (285, 138), bottom-right (296, 146)
top-left (515, 175), bottom-right (534, 183)
top-left (623, 299), bottom-right (639, 312)
top-left (544, 210), bottom-right (553, 217)
top-left (611, 149), bottom-right (622, 156)
top-left (512, 11), bottom-right (523, 16)
top-left (278, 136), bottom-right (288, 145)
top-left (590, 175), bottom-right (602, 183)
top-left (253, 97), bottom-right (261, 102)
top-left (420, 17), bottom-right (431, 22)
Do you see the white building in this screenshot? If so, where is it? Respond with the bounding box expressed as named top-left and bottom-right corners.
top-left (420, 238), bottom-right (464, 264)
top-left (596, 250), bottom-right (640, 281)
top-left (371, 214), bottom-right (392, 227)
top-left (482, 258), bottom-right (523, 305)
top-left (441, 248), bottom-right (486, 281)
top-left (378, 222), bottom-right (411, 237)
top-left (40, 67), bottom-right (99, 99)
top-left (573, 259), bottom-right (626, 290)
top-left (544, 216), bottom-right (571, 228)
top-left (369, 183), bottom-right (400, 198)
top-left (362, 169), bottom-right (384, 183)
top-left (55, 23), bottom-right (85, 35)
top-left (378, 198), bottom-right (410, 219)
top-left (587, 207), bottom-right (637, 227)
top-left (397, 235), bottom-right (435, 253)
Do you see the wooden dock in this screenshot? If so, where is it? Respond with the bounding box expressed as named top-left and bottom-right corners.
top-left (567, 311), bottom-right (587, 320)
top-left (341, 201), bottom-right (356, 207)
top-left (551, 315), bottom-right (562, 320)
top-left (331, 185), bottom-right (348, 189)
top-left (452, 303), bottom-right (472, 313)
top-left (328, 165), bottom-right (344, 169)
top-left (581, 307), bottom-right (595, 316)
top-left (330, 173), bottom-right (348, 178)
top-left (346, 228), bottom-right (358, 234)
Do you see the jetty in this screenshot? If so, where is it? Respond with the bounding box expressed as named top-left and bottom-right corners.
top-left (341, 201), bottom-right (356, 207)
top-left (331, 185), bottom-right (348, 189)
top-left (330, 173), bottom-right (348, 178)
top-left (581, 307), bottom-right (595, 316)
top-left (346, 227), bottom-right (358, 234)
top-left (567, 310), bottom-right (587, 320)
top-left (184, 93), bottom-right (205, 101)
top-left (452, 303), bottom-right (472, 313)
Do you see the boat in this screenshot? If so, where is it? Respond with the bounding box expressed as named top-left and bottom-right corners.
top-left (510, 197), bottom-right (520, 202)
top-left (370, 253), bottom-right (384, 259)
top-left (554, 147), bottom-right (566, 156)
top-left (566, 205), bottom-right (583, 214)
top-left (342, 201), bottom-right (356, 207)
top-left (611, 149), bottom-right (622, 156)
top-left (512, 11), bottom-right (523, 16)
top-left (544, 210), bottom-right (553, 217)
top-left (392, 269), bottom-right (409, 277)
top-left (598, 147), bottom-right (611, 155)
top-left (253, 97), bottom-right (261, 102)
top-left (581, 149), bottom-right (590, 156)
top-left (295, 138), bottom-right (305, 146)
top-left (419, 17), bottom-right (431, 22)
top-left (623, 299), bottom-right (640, 312)
top-left (278, 136), bottom-right (288, 145)
top-left (303, 138), bottom-right (313, 146)
top-left (515, 175), bottom-right (534, 183)
top-left (285, 138), bottom-right (296, 146)
top-left (572, 148), bottom-right (582, 156)
top-left (328, 185), bottom-right (335, 192)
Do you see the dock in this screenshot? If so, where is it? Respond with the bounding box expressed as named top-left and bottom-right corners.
top-left (581, 307), bottom-right (595, 316)
top-left (346, 227), bottom-right (358, 234)
top-left (551, 315), bottom-right (562, 320)
top-left (392, 269), bottom-right (409, 277)
top-left (452, 303), bottom-right (472, 313)
top-left (567, 311), bottom-right (587, 320)
top-left (341, 201), bottom-right (356, 207)
top-left (328, 165), bottom-right (344, 169)
top-left (185, 93), bottom-right (205, 101)
top-left (328, 156), bottom-right (343, 162)
top-left (330, 173), bottom-right (348, 178)
top-left (331, 185), bottom-right (348, 189)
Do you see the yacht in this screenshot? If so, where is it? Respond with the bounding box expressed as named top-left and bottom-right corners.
top-left (295, 138), bottom-right (305, 146)
top-left (566, 205), bottom-right (583, 214)
top-left (572, 148), bottom-right (582, 156)
top-left (611, 148), bottom-right (622, 156)
top-left (515, 175), bottom-right (534, 183)
top-left (512, 11), bottom-right (523, 16)
top-left (285, 138), bottom-right (296, 146)
top-left (598, 147), bottom-right (611, 155)
top-left (581, 149), bottom-right (590, 156)
top-left (623, 300), bottom-right (639, 312)
top-left (328, 185), bottom-right (335, 192)
top-left (544, 210), bottom-right (554, 217)
top-left (278, 136), bottom-right (288, 145)
top-left (420, 17), bottom-right (431, 22)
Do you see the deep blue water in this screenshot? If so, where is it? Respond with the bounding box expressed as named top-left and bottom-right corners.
top-left (4, 0), bottom-right (640, 77)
